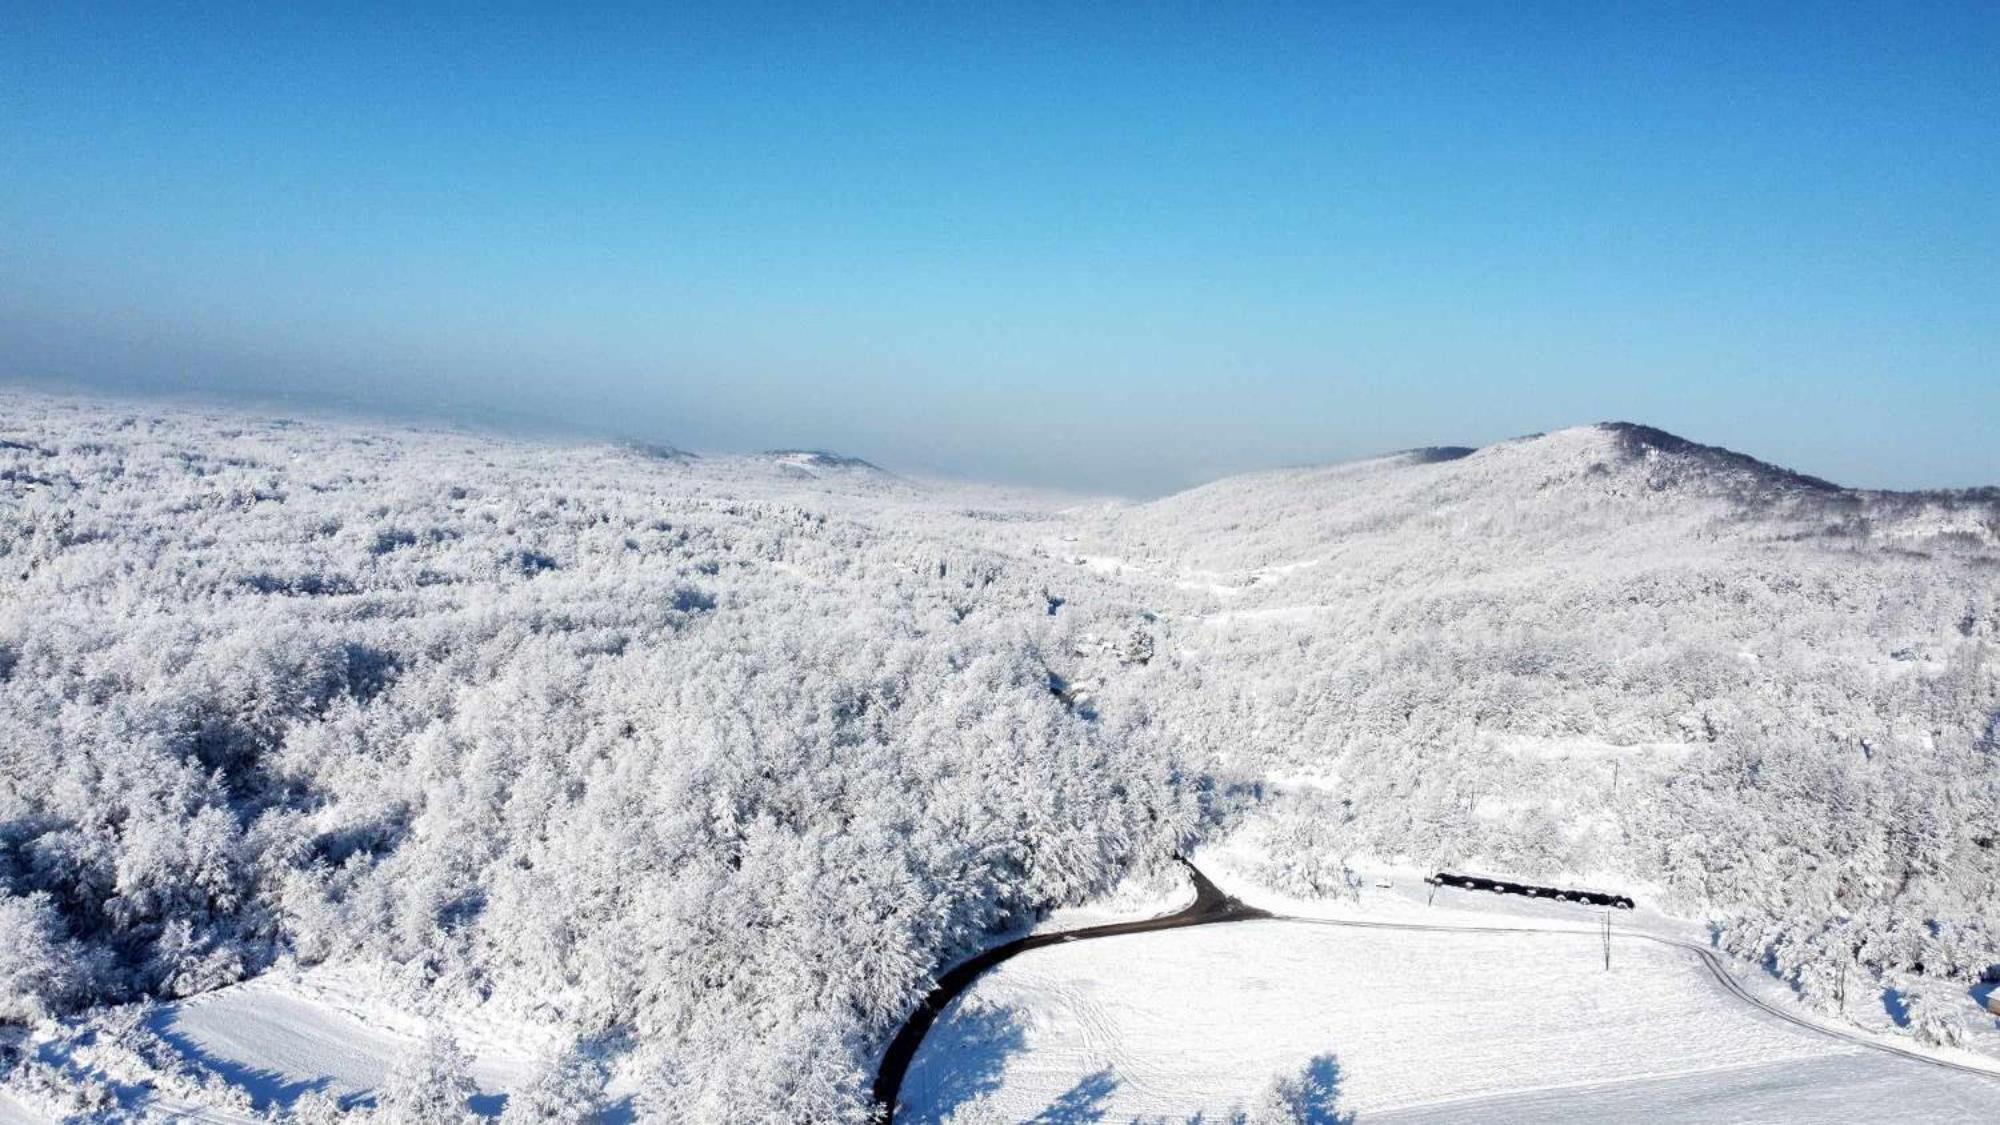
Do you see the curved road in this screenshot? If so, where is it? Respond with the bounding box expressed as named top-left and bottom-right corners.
top-left (871, 858), bottom-right (1266, 1116)
top-left (874, 865), bottom-right (1999, 1120)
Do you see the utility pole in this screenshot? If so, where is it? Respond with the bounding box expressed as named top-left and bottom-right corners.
top-left (1427, 877), bottom-right (1437, 907)
top-left (1602, 911), bottom-right (1612, 971)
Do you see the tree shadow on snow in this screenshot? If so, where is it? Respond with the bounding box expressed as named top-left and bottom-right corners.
top-left (1882, 987), bottom-right (1911, 1028)
top-left (1292, 1053), bottom-right (1355, 1125)
top-left (909, 1001), bottom-right (1030, 1120)
top-left (1024, 1067), bottom-right (1118, 1123)
top-left (1174, 1053), bottom-right (1351, 1125)
top-left (1971, 981), bottom-right (2000, 1029)
top-left (143, 1007), bottom-right (336, 1113)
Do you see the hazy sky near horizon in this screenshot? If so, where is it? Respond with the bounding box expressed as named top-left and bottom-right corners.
top-left (4, 3), bottom-right (1995, 495)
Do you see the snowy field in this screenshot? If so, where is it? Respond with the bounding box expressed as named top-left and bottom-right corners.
top-left (148, 965), bottom-right (551, 1115)
top-left (0, 962), bottom-right (665, 1122)
top-left (0, 964), bottom-right (574, 1122)
top-left (899, 920), bottom-right (2000, 1123)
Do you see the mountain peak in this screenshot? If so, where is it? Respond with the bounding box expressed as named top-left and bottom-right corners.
top-left (763, 448), bottom-right (877, 468)
top-left (758, 449), bottom-right (889, 477)
top-left (1396, 445), bottom-right (1477, 465)
top-left (617, 439), bottom-right (697, 462)
top-left (1591, 422), bottom-right (1844, 493)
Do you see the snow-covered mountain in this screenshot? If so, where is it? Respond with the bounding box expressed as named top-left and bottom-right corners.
top-left (1076, 421), bottom-right (1998, 1049)
top-left (0, 396), bottom-right (1994, 1119)
top-left (1101, 421), bottom-right (1994, 577)
top-left (757, 448), bottom-right (893, 479)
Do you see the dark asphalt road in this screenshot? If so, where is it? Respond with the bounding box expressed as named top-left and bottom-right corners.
top-left (870, 858), bottom-right (1267, 1119)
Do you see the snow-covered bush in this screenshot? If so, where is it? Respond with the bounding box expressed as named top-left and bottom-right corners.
top-left (380, 1028), bottom-right (480, 1124)
top-left (3, 1057), bottom-right (119, 1119)
top-left (500, 1043), bottom-right (610, 1123)
top-left (1900, 980), bottom-right (1975, 1051)
top-left (287, 1089), bottom-right (352, 1124)
top-left (0, 891), bottom-right (97, 1022)
top-left (1244, 791), bottom-right (1363, 901)
top-left (1239, 1054), bottom-right (1345, 1124)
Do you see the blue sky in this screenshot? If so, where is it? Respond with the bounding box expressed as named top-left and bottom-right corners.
top-left (3, 3), bottom-right (1994, 494)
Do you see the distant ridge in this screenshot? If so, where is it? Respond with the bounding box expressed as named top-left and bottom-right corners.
top-left (617, 438), bottom-right (697, 462)
top-left (1595, 421), bottom-right (1844, 493)
top-left (1398, 445), bottom-right (1477, 465)
top-left (1136, 422), bottom-right (2000, 568)
top-left (760, 449), bottom-right (885, 472)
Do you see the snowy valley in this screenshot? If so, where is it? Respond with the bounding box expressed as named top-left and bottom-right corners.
top-left (1, 391), bottom-right (1996, 1122)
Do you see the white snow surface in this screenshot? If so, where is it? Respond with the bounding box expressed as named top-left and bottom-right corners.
top-left (0, 963), bottom-right (594, 1121)
top-left (899, 919), bottom-right (2000, 1123)
top-left (899, 848), bottom-right (2000, 1122)
top-left (155, 963), bottom-right (551, 1110)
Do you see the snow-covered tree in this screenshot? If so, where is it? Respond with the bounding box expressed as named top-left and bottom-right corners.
top-left (500, 1043), bottom-right (610, 1124)
top-left (0, 892), bottom-right (95, 1022)
top-left (378, 1029), bottom-right (480, 1125)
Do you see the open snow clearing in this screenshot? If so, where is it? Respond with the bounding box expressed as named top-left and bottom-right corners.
top-left (885, 862), bottom-right (2000, 1121)
top-left (898, 914), bottom-right (2000, 1123)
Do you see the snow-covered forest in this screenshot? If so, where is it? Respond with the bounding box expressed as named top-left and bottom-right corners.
top-left (1076, 424), bottom-right (2000, 1051)
top-left (1, 391), bottom-right (1996, 1118)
